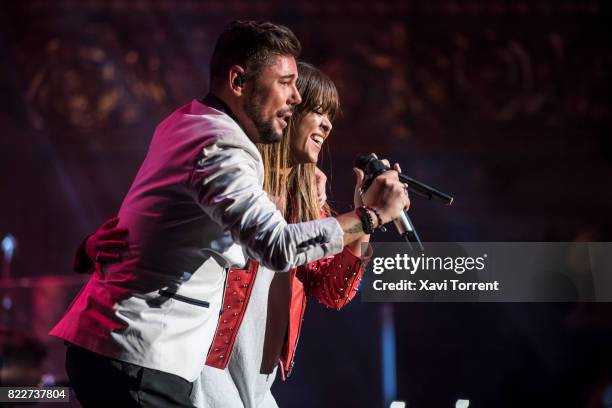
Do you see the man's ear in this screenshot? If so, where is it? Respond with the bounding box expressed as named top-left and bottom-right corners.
top-left (229, 65), bottom-right (246, 96)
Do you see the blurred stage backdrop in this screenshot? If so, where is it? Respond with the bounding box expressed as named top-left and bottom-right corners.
top-left (1, 1), bottom-right (611, 407)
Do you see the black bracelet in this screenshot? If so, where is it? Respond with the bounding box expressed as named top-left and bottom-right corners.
top-left (367, 206), bottom-right (386, 232)
top-left (355, 206), bottom-right (375, 234)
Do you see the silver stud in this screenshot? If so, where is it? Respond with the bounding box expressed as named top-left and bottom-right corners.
top-left (214, 348), bottom-right (219, 352)
top-left (223, 319), bottom-right (228, 323)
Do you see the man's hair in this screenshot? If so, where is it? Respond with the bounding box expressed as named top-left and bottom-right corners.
top-left (210, 20), bottom-right (301, 86)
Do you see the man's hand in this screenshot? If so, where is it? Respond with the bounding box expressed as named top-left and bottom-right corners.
top-left (362, 161), bottom-right (410, 225)
top-left (315, 166), bottom-right (328, 209)
top-left (84, 217), bottom-right (129, 263)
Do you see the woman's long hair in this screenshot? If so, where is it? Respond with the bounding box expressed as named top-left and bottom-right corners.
top-left (257, 61), bottom-right (340, 222)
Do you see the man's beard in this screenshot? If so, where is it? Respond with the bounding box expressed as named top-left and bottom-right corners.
top-left (243, 83), bottom-right (283, 144)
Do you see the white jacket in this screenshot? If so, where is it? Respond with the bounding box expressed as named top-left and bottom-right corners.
top-left (50, 98), bottom-right (344, 381)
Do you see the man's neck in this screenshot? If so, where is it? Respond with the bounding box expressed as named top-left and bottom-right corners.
top-left (202, 91), bottom-right (261, 143)
top-left (200, 93), bottom-right (239, 124)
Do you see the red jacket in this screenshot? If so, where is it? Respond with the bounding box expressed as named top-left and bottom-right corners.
top-left (204, 245), bottom-right (367, 379)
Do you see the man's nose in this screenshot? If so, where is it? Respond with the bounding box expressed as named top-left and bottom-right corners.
top-left (290, 84), bottom-right (302, 106)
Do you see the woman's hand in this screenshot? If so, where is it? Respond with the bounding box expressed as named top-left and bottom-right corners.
top-left (84, 216), bottom-right (129, 264)
top-left (353, 167), bottom-right (365, 209)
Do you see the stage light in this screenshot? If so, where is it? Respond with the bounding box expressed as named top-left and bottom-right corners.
top-left (1, 234), bottom-right (17, 262)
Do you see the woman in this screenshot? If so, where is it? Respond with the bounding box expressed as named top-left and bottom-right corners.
top-left (76, 62), bottom-right (372, 408)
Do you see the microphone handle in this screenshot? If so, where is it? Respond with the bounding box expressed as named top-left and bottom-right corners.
top-left (399, 174), bottom-right (454, 206)
top-left (394, 211), bottom-right (424, 252)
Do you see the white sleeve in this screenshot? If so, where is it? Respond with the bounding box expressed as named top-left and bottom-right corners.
top-left (191, 138), bottom-right (344, 272)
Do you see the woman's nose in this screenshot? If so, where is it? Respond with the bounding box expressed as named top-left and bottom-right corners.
top-left (320, 116), bottom-right (332, 134)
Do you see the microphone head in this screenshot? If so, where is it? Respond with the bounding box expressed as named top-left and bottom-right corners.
top-left (354, 154), bottom-right (375, 171)
top-left (354, 154), bottom-right (388, 176)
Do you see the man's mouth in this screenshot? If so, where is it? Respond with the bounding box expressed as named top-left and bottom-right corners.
top-left (276, 109), bottom-right (293, 129)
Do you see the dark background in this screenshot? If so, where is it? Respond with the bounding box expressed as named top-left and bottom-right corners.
top-left (1, 1), bottom-right (611, 407)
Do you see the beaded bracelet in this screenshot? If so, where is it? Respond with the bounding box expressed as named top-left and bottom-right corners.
top-left (355, 206), bottom-right (375, 234)
top-left (367, 206), bottom-right (386, 232)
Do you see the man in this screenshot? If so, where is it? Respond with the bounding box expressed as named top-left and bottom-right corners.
top-left (51, 20), bottom-right (409, 407)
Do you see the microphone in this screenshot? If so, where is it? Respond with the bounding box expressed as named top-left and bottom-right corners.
top-left (354, 154), bottom-right (454, 205)
top-left (354, 154), bottom-right (453, 250)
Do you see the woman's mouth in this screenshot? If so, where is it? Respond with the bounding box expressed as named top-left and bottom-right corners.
top-left (310, 134), bottom-right (324, 148)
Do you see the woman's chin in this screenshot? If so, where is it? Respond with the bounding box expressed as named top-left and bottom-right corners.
top-left (290, 152), bottom-right (319, 165)
top-left (308, 150), bottom-right (321, 163)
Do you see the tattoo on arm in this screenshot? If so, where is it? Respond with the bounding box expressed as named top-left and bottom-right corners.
top-left (344, 221), bottom-right (364, 234)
